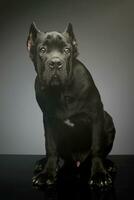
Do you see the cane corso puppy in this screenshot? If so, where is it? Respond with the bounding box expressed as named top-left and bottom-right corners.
top-left (27, 22), bottom-right (116, 190)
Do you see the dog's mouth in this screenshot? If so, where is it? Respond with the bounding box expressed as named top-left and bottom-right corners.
top-left (48, 75), bottom-right (64, 88)
top-left (50, 77), bottom-right (61, 86)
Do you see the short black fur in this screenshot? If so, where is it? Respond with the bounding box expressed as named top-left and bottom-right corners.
top-left (27, 23), bottom-right (116, 190)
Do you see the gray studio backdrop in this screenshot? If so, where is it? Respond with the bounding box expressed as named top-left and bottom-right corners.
top-left (0, 0), bottom-right (134, 154)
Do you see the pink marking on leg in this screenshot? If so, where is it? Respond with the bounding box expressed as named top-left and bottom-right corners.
top-left (76, 161), bottom-right (80, 167)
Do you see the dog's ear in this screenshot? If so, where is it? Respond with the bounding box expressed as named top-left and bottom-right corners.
top-left (64, 23), bottom-right (75, 42)
top-left (26, 22), bottom-right (40, 52)
top-left (64, 23), bottom-right (79, 57)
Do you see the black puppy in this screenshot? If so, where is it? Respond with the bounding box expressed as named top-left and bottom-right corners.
top-left (27, 23), bottom-right (116, 189)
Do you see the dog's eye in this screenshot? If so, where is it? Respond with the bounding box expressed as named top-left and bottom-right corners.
top-left (64, 47), bottom-right (70, 54)
top-left (40, 47), bottom-right (47, 54)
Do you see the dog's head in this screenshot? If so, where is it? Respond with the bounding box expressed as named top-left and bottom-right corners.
top-left (27, 22), bottom-right (79, 89)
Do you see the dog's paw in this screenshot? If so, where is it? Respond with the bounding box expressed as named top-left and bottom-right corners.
top-left (88, 171), bottom-right (113, 191)
top-left (32, 172), bottom-right (57, 188)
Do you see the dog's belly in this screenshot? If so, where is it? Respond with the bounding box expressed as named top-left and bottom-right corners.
top-left (54, 115), bottom-right (92, 162)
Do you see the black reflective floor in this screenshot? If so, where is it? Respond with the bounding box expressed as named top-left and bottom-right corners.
top-left (0, 155), bottom-right (134, 199)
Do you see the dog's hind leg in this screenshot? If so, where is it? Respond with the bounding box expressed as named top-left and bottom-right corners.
top-left (103, 111), bottom-right (116, 156)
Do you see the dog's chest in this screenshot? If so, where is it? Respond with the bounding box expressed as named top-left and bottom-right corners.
top-left (56, 92), bottom-right (83, 119)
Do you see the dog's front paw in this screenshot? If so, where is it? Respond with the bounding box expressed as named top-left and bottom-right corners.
top-left (32, 172), bottom-right (57, 188)
top-left (88, 171), bottom-right (112, 191)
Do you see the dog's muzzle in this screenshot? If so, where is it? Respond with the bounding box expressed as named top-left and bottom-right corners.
top-left (46, 57), bottom-right (67, 87)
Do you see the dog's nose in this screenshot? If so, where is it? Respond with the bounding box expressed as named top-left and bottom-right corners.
top-left (48, 58), bottom-right (63, 70)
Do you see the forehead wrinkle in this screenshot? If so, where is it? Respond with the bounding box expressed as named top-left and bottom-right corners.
top-left (46, 31), bottom-right (69, 42)
top-left (42, 36), bottom-right (68, 49)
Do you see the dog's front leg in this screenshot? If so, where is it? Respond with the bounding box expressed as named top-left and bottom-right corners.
top-left (44, 124), bottom-right (58, 177)
top-left (32, 119), bottom-right (58, 187)
top-left (89, 115), bottom-right (112, 190)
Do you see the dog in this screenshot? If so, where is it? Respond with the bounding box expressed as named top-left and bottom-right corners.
top-left (27, 22), bottom-right (116, 190)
